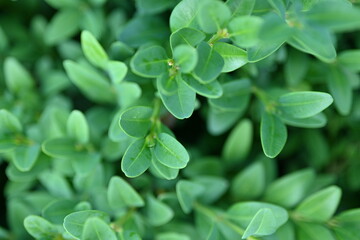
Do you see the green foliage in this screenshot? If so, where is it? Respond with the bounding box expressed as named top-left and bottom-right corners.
top-left (0, 0), bottom-right (360, 239)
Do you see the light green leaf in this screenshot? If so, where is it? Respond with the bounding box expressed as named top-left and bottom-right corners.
top-left (106, 61), bottom-right (128, 84)
top-left (176, 180), bottom-right (205, 214)
top-left (151, 152), bottom-right (179, 180)
top-left (157, 74), bottom-right (178, 96)
top-left (39, 171), bottom-right (74, 199)
top-left (242, 208), bottom-right (277, 239)
top-left (158, 76), bottom-right (196, 119)
top-left (63, 210), bottom-right (110, 239)
top-left (12, 144), bottom-right (41, 172)
top-left (156, 232), bottom-right (191, 240)
top-left (107, 176), bottom-right (144, 209)
top-left (181, 74), bottom-right (223, 99)
top-left (0, 109), bottom-right (23, 134)
top-left (42, 199), bottom-right (77, 224)
top-left (338, 50), bottom-right (360, 72)
top-left (42, 137), bottom-right (80, 159)
top-left (228, 16), bottom-right (263, 48)
top-left (280, 113), bottom-right (327, 128)
top-left (193, 42), bottom-right (224, 83)
top-left (82, 217), bottom-right (117, 240)
top-left (295, 186), bottom-right (341, 222)
top-left (197, 0), bottom-right (231, 34)
top-left (327, 65), bottom-right (353, 115)
top-left (222, 119), bottom-right (253, 162)
top-left (115, 82), bottom-right (142, 108)
top-left (296, 223), bottom-right (336, 240)
top-left (119, 106), bottom-right (153, 138)
top-left (195, 176), bottom-right (228, 204)
top-left (173, 45), bottom-right (198, 73)
top-left (24, 215), bottom-right (58, 239)
top-left (44, 0), bottom-right (81, 9)
top-left (121, 138), bottom-right (152, 177)
top-left (170, 0), bottom-right (202, 32)
top-left (170, 27), bottom-right (205, 50)
top-left (130, 45), bottom-right (168, 78)
top-left (226, 0), bottom-right (256, 17)
top-left (278, 91), bottom-right (333, 119)
top-left (81, 30), bottom-right (108, 69)
top-left (213, 42), bottom-right (247, 72)
top-left (4, 57), bottom-right (34, 94)
top-left (0, 139), bottom-right (18, 153)
top-left (263, 169), bottom-right (315, 208)
top-left (154, 133), bottom-right (189, 169)
top-left (67, 110), bottom-right (90, 144)
top-left (63, 60), bottom-right (115, 103)
top-left (146, 195), bottom-right (174, 226)
top-left (260, 112), bottom-right (287, 158)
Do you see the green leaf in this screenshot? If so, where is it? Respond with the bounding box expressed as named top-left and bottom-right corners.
top-left (296, 223), bottom-right (336, 240)
top-left (338, 50), bottom-right (360, 72)
top-left (45, 9), bottom-right (80, 45)
top-left (39, 171), bottom-right (74, 199)
top-left (158, 76), bottom-right (196, 119)
top-left (44, 0), bottom-right (81, 9)
top-left (121, 138), bottom-right (152, 177)
top-left (181, 74), bottom-right (223, 99)
top-left (4, 57), bottom-right (34, 94)
top-left (12, 144), bottom-right (41, 172)
top-left (156, 232), bottom-right (191, 240)
top-left (115, 82), bottom-right (142, 108)
top-left (209, 79), bottom-right (251, 111)
top-left (207, 105), bottom-right (243, 135)
top-left (81, 217), bottom-right (117, 240)
top-left (106, 61), bottom-right (128, 84)
top-left (242, 208), bottom-right (277, 239)
top-left (197, 0), bottom-right (231, 34)
top-left (173, 45), bottom-right (198, 73)
top-left (193, 42), bottom-right (224, 83)
top-left (334, 209), bottom-right (360, 238)
top-left (67, 110), bottom-right (90, 144)
top-left (213, 42), bottom-right (247, 72)
top-left (42, 137), bottom-right (80, 159)
top-left (136, 0), bottom-right (176, 14)
top-left (24, 215), bottom-right (58, 239)
top-left (195, 176), bottom-right (228, 204)
top-left (0, 109), bottom-right (23, 134)
top-left (0, 139), bottom-right (17, 153)
top-left (107, 176), bottom-right (144, 209)
top-left (284, 49), bottom-right (309, 87)
top-left (63, 210), bottom-right (110, 239)
top-left (294, 186), bottom-right (341, 222)
top-left (222, 119), bottom-right (253, 162)
top-left (157, 74), bottom-right (178, 96)
top-left (228, 16), bottom-right (263, 48)
top-left (226, 0), bottom-right (256, 17)
top-left (327, 65), bottom-right (353, 115)
top-left (260, 112), bottom-right (287, 158)
top-left (151, 152), bottom-right (179, 180)
top-left (146, 195), bottom-right (174, 226)
top-left (130, 45), bottom-right (168, 78)
top-left (263, 169), bottom-right (315, 208)
top-left (278, 91), bottom-right (333, 119)
top-left (170, 0), bottom-right (202, 32)
top-left (227, 202), bottom-right (288, 229)
top-left (42, 199), bottom-right (77, 224)
top-left (170, 27), bottom-right (205, 50)
top-left (63, 60), bottom-right (115, 103)
top-left (280, 113), bottom-right (327, 128)
top-left (119, 106), bottom-right (153, 138)
top-left (154, 133), bottom-right (189, 169)
top-left (81, 30), bottom-right (108, 69)
top-left (176, 180), bottom-right (205, 214)
top-left (231, 161), bottom-right (265, 200)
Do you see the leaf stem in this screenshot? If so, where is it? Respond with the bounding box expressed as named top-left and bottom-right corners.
top-left (208, 28), bottom-right (229, 46)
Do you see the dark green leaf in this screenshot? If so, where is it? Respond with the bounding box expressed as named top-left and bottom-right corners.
top-left (136, 0), bottom-right (176, 15)
top-left (24, 215), bottom-right (58, 239)
top-left (119, 106), bottom-right (153, 138)
top-left (338, 50), bottom-right (360, 72)
top-left (42, 199), bottom-right (77, 224)
top-left (151, 152), bottom-right (179, 180)
top-left (146, 195), bottom-right (174, 226)
top-left (280, 113), bottom-right (327, 128)
top-left (0, 109), bottom-right (23, 134)
top-left (296, 223), bottom-right (336, 240)
top-left (82, 217), bottom-right (117, 240)
top-left (181, 74), bottom-right (223, 99)
top-left (176, 180), bottom-right (205, 214)
top-left (226, 0), bottom-right (256, 17)
top-left (170, 0), bottom-right (202, 32)
top-left (170, 27), bottom-right (205, 50)
top-left (213, 42), bottom-right (247, 72)
top-left (12, 144), bottom-right (40, 172)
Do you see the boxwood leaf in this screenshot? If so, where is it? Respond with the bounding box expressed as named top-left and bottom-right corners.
top-left (285, 49), bottom-right (309, 87)
top-left (115, 82), bottom-right (142, 108)
top-left (63, 210), bottom-right (110, 239)
top-left (294, 186), bottom-right (341, 222)
top-left (42, 137), bottom-right (80, 159)
top-left (176, 180), bottom-right (205, 214)
top-left (12, 144), bottom-right (41, 172)
top-left (197, 0), bottom-right (231, 34)
top-left (157, 74), bottom-right (178, 96)
top-left (81, 30), bottom-right (108, 69)
top-left (278, 91), bottom-right (333, 119)
top-left (181, 74), bottom-right (223, 99)
top-left (24, 215), bottom-right (59, 239)
top-left (106, 61), bottom-right (128, 84)
top-left (194, 176), bottom-right (228, 204)
top-left (119, 106), bottom-right (153, 138)
top-left (338, 50), bottom-right (360, 72)
top-left (81, 217), bottom-right (117, 240)
top-left (228, 16), bottom-right (263, 48)
top-left (207, 105), bottom-right (243, 135)
top-left (193, 42), bottom-right (224, 83)
top-left (63, 60), bottom-right (115, 103)
top-left (242, 208), bottom-right (277, 239)
top-left (170, 27), bottom-right (205, 50)
top-left (136, 0), bottom-right (176, 15)
top-left (0, 139), bottom-right (18, 153)
top-left (154, 133), bottom-right (189, 169)
top-left (170, 0), bottom-right (202, 32)
top-left (146, 195), bottom-right (174, 227)
top-left (226, 0), bottom-right (256, 17)
top-left (263, 169), bottom-right (315, 208)
top-left (260, 112), bottom-right (287, 158)
top-left (334, 209), bottom-right (360, 238)
top-left (327, 65), bottom-right (352, 115)
top-left (173, 45), bottom-right (198, 73)
top-left (296, 223), bottom-right (336, 240)
top-left (280, 113), bottom-right (327, 128)
top-left (213, 42), bottom-right (247, 72)
top-left (42, 199), bottom-right (77, 224)
top-left (130, 45), bottom-right (168, 78)
top-left (151, 152), bottom-right (179, 180)
top-left (4, 57), bottom-right (34, 94)
top-left (158, 76), bottom-right (196, 119)
top-left (0, 109), bottom-right (23, 134)
top-left (67, 110), bottom-right (90, 144)
top-left (107, 176), bottom-right (144, 209)
top-left (121, 138), bottom-right (152, 177)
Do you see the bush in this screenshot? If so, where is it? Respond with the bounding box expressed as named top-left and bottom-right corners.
top-left (1, 0), bottom-right (360, 239)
